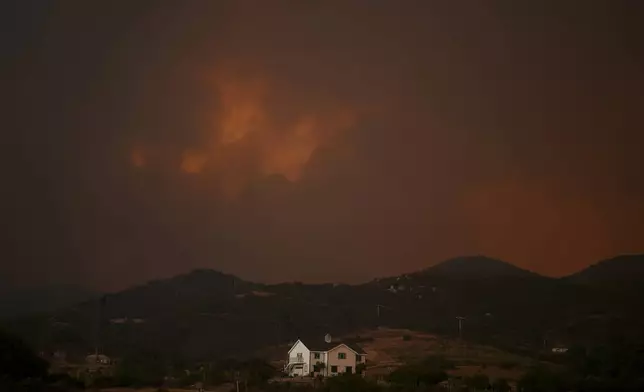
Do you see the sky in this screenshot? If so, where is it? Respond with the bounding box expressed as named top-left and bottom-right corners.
top-left (3, 1), bottom-right (644, 291)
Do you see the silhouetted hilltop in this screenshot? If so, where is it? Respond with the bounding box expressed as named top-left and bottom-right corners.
top-left (566, 254), bottom-right (644, 287)
top-left (5, 255), bottom-right (644, 364)
top-left (422, 256), bottom-right (538, 279)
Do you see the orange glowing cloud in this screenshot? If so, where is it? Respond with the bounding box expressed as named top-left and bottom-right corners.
top-left (180, 150), bottom-right (209, 174)
top-left (214, 71), bottom-right (267, 145)
top-left (130, 64), bottom-right (360, 196)
top-left (259, 110), bottom-right (357, 180)
top-left (205, 65), bottom-right (359, 185)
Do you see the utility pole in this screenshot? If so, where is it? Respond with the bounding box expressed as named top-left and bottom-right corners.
top-left (376, 304), bottom-right (391, 318)
top-left (94, 295), bottom-right (107, 361)
top-left (456, 317), bottom-right (466, 340)
top-left (456, 316), bottom-right (466, 357)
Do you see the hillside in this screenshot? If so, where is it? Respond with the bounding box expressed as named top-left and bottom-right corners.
top-left (262, 328), bottom-right (539, 383)
top-left (422, 256), bottom-right (538, 279)
top-left (566, 254), bottom-right (644, 287)
top-left (5, 256), bottom-right (644, 365)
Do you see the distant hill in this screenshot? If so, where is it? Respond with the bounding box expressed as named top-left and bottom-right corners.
top-left (421, 256), bottom-right (538, 279)
top-left (5, 256), bottom-right (644, 364)
top-left (0, 284), bottom-right (97, 319)
top-left (566, 254), bottom-right (644, 287)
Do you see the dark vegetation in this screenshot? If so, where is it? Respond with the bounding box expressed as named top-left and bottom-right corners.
top-left (269, 348), bottom-right (644, 391)
top-left (1, 254), bottom-right (643, 390)
top-left (3, 324), bottom-right (644, 391)
top-left (92, 357), bottom-right (276, 389)
top-left (386, 355), bottom-right (453, 388)
top-left (0, 328), bottom-right (83, 391)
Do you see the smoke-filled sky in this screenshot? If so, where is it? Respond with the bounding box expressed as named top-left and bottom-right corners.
top-left (3, 1), bottom-right (644, 291)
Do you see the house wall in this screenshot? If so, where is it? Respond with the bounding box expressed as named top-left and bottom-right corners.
top-left (288, 340), bottom-right (311, 376)
top-left (326, 344), bottom-right (360, 375)
top-left (309, 351), bottom-right (328, 374)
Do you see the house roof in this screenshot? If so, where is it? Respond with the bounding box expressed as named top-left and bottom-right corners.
top-left (329, 342), bottom-right (367, 355)
top-left (290, 339), bottom-right (367, 355)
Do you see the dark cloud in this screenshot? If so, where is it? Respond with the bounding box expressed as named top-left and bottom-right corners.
top-left (2, 1), bottom-right (643, 291)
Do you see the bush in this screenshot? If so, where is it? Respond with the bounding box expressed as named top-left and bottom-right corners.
top-left (465, 374), bottom-right (490, 391)
top-left (492, 378), bottom-right (511, 392)
top-left (356, 363), bottom-right (366, 375)
top-left (323, 373), bottom-right (380, 392)
top-left (420, 355), bottom-right (455, 371)
top-left (388, 365), bottom-right (448, 387)
top-left (46, 373), bottom-right (85, 389)
top-left (518, 366), bottom-right (572, 392)
top-left (0, 329), bottom-right (49, 381)
top-left (402, 334), bottom-right (412, 341)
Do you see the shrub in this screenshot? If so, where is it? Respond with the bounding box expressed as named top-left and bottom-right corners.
top-left (0, 329), bottom-right (49, 381)
top-left (465, 374), bottom-right (490, 391)
top-left (420, 355), bottom-right (455, 371)
top-left (324, 373), bottom-right (380, 392)
top-left (492, 378), bottom-right (511, 392)
top-left (388, 364), bottom-right (448, 387)
top-left (356, 363), bottom-right (367, 375)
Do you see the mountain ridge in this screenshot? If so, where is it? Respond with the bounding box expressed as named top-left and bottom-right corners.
top-left (565, 253), bottom-right (644, 286)
top-left (5, 254), bottom-right (644, 363)
top-left (419, 255), bottom-right (540, 279)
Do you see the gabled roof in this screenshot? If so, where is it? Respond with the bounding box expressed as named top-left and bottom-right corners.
top-left (289, 339), bottom-right (367, 355)
top-left (288, 339), bottom-right (305, 354)
top-left (329, 342), bottom-right (367, 355)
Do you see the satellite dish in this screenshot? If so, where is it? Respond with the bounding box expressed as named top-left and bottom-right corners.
top-left (324, 333), bottom-right (332, 343)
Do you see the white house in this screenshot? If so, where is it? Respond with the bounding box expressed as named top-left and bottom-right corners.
top-left (285, 339), bottom-right (367, 377)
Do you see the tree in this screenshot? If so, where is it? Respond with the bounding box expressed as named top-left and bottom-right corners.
top-left (518, 366), bottom-right (571, 392)
top-left (113, 350), bottom-right (167, 387)
top-left (465, 374), bottom-right (489, 391)
top-left (387, 364), bottom-right (448, 388)
top-left (356, 363), bottom-right (366, 375)
top-left (0, 329), bottom-right (48, 381)
top-left (323, 373), bottom-right (380, 392)
top-left (492, 378), bottom-right (510, 392)
top-left (313, 361), bottom-right (327, 376)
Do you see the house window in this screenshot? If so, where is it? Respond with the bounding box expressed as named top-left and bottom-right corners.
top-left (314, 353), bottom-right (320, 359)
top-left (331, 366), bottom-right (338, 373)
top-left (338, 352), bottom-right (346, 359)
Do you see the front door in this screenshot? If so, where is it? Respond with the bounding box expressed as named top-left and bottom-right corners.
top-left (345, 366), bottom-right (352, 374)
